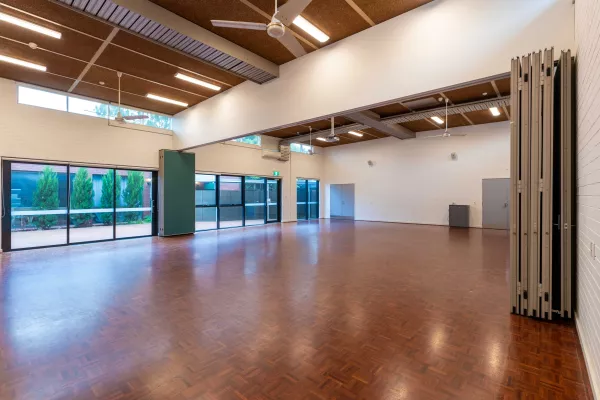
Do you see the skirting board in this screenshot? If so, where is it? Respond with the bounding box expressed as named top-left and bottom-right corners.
top-left (575, 313), bottom-right (600, 400)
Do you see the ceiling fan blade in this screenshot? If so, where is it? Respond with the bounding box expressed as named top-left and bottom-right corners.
top-left (277, 29), bottom-right (307, 57)
top-left (211, 20), bottom-right (267, 30)
top-left (122, 115), bottom-right (149, 121)
top-left (274, 0), bottom-right (313, 25)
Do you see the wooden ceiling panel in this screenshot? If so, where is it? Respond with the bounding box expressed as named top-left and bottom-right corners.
top-left (148, 0), bottom-right (303, 65)
top-left (96, 44), bottom-right (222, 98)
top-left (82, 65), bottom-right (205, 108)
top-left (370, 103), bottom-right (410, 118)
top-left (446, 113), bottom-right (471, 129)
top-left (443, 82), bottom-right (496, 104)
top-left (294, 0), bottom-right (371, 45)
top-left (400, 120), bottom-right (438, 132)
top-left (1, 0), bottom-right (113, 39)
top-left (0, 37), bottom-right (85, 79)
top-left (352, 0), bottom-right (435, 24)
top-left (72, 82), bottom-right (183, 115)
top-left (495, 77), bottom-right (511, 96)
top-left (463, 109), bottom-right (509, 125)
top-left (0, 8), bottom-right (104, 61)
top-left (111, 31), bottom-right (245, 87)
top-left (0, 63), bottom-right (74, 92)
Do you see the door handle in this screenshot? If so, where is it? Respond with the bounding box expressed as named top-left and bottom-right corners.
top-left (504, 202), bottom-right (508, 208)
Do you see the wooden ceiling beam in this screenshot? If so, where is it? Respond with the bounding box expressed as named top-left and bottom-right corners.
top-left (69, 27), bottom-right (120, 92)
top-left (400, 100), bottom-right (441, 130)
top-left (345, 110), bottom-right (415, 139)
top-left (439, 92), bottom-right (474, 125)
top-left (491, 80), bottom-right (510, 118)
top-left (343, 0), bottom-right (375, 27)
top-left (112, 0), bottom-right (279, 77)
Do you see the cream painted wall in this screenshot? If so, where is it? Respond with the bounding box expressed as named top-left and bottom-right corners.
top-left (0, 78), bottom-right (173, 168)
top-left (174, 0), bottom-right (574, 148)
top-left (322, 122), bottom-right (510, 227)
top-left (191, 138), bottom-right (324, 222)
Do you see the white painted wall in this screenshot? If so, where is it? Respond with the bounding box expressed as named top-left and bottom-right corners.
top-left (173, 0), bottom-right (574, 149)
top-left (191, 137), bottom-right (324, 222)
top-left (322, 122), bottom-right (510, 227)
top-left (574, 0), bottom-right (600, 397)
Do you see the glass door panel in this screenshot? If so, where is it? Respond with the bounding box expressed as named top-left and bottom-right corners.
top-left (267, 179), bottom-right (279, 222)
top-left (219, 176), bottom-right (243, 228)
top-left (69, 166), bottom-right (114, 243)
top-left (115, 170), bottom-right (153, 238)
top-left (10, 163), bottom-right (68, 249)
top-left (245, 177), bottom-right (265, 226)
top-left (308, 179), bottom-right (319, 219)
top-left (296, 179), bottom-right (307, 220)
top-left (195, 174), bottom-right (217, 231)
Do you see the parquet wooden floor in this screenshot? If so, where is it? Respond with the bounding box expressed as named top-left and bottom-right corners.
top-left (0, 221), bottom-right (592, 399)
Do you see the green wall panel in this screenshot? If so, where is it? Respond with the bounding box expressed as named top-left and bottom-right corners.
top-left (159, 150), bottom-right (195, 236)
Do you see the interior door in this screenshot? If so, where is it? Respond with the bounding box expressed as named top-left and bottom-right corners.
top-left (482, 178), bottom-right (510, 229)
top-left (342, 184), bottom-right (355, 219)
top-left (330, 184), bottom-right (343, 218)
top-left (267, 179), bottom-right (278, 222)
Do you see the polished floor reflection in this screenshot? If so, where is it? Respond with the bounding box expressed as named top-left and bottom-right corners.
top-left (0, 221), bottom-right (591, 399)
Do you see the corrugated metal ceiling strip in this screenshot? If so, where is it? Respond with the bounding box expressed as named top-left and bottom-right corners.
top-left (55, 0), bottom-right (277, 82)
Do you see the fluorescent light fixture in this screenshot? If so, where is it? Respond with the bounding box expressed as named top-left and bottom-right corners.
top-left (0, 54), bottom-right (46, 71)
top-left (348, 130), bottom-right (363, 137)
top-left (431, 116), bottom-right (444, 124)
top-left (292, 15), bottom-right (329, 43)
top-left (146, 94), bottom-right (188, 107)
top-left (490, 107), bottom-right (501, 117)
top-left (316, 137), bottom-right (327, 142)
top-left (0, 12), bottom-right (61, 39)
top-left (175, 73), bottom-right (221, 91)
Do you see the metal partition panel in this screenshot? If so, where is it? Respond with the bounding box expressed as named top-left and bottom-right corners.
top-left (561, 50), bottom-right (573, 318)
top-left (510, 58), bottom-right (521, 313)
top-left (520, 54), bottom-right (531, 315)
top-left (541, 48), bottom-right (554, 319)
top-left (528, 52), bottom-right (542, 317)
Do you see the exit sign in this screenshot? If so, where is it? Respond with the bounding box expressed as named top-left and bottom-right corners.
top-left (273, 171), bottom-right (280, 177)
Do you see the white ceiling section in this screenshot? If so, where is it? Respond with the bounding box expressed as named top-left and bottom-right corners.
top-left (173, 0), bottom-right (575, 149)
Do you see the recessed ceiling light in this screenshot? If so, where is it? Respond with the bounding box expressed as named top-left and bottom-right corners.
top-left (0, 54), bottom-right (46, 71)
top-left (28, 42), bottom-right (38, 50)
top-left (431, 116), bottom-right (444, 124)
top-left (316, 137), bottom-right (327, 142)
top-left (490, 107), bottom-right (501, 117)
top-left (175, 73), bottom-right (221, 91)
top-left (348, 131), bottom-right (363, 137)
top-left (0, 12), bottom-right (61, 39)
top-left (99, 81), bottom-right (105, 85)
top-left (292, 16), bottom-right (329, 43)
top-left (147, 94), bottom-right (188, 107)
top-left (482, 92), bottom-right (488, 96)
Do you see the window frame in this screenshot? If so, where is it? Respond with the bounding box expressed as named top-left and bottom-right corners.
top-left (16, 83), bottom-right (173, 133)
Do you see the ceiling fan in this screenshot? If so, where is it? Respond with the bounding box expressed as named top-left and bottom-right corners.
top-left (421, 98), bottom-right (466, 139)
top-left (211, 0), bottom-right (311, 57)
top-left (114, 71), bottom-right (148, 124)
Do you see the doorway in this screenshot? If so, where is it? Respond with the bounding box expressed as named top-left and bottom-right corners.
top-left (482, 178), bottom-right (510, 230)
top-left (296, 178), bottom-right (319, 220)
top-left (330, 184), bottom-right (355, 220)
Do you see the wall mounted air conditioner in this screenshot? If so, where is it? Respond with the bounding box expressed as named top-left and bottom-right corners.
top-left (262, 145), bottom-right (290, 161)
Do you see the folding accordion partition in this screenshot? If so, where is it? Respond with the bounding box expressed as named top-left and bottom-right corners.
top-left (510, 49), bottom-right (574, 320)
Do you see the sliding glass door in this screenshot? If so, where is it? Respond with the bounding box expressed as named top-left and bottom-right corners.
top-left (219, 176), bottom-right (243, 228)
top-left (195, 174), bottom-right (218, 231)
top-left (245, 177), bottom-right (265, 226)
top-left (1, 160), bottom-right (157, 251)
top-left (296, 178), bottom-right (319, 220)
top-left (267, 179), bottom-right (279, 222)
top-left (194, 174), bottom-right (281, 231)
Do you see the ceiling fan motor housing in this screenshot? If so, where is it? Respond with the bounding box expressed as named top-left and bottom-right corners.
top-left (267, 20), bottom-right (285, 38)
